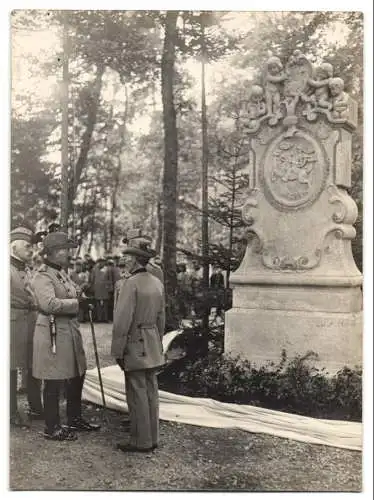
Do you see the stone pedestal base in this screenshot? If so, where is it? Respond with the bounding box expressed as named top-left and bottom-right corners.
top-left (224, 286), bottom-right (362, 374)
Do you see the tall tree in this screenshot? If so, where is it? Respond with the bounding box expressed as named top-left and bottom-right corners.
top-left (161, 11), bottom-right (179, 308)
top-left (200, 14), bottom-right (209, 293)
top-left (60, 11), bottom-right (70, 231)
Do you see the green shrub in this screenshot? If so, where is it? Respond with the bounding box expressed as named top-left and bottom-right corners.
top-left (159, 349), bottom-right (362, 422)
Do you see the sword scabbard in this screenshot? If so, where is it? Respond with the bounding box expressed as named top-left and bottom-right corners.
top-left (49, 315), bottom-right (57, 355)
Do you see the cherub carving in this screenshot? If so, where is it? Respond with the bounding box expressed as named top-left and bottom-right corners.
top-left (263, 56), bottom-right (286, 117)
top-left (329, 77), bottom-right (349, 119)
top-left (247, 85), bottom-right (266, 128)
top-left (307, 62), bottom-right (333, 109)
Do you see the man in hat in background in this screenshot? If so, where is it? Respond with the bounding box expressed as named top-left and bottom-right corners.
top-left (10, 226), bottom-right (43, 427)
top-left (32, 231), bottom-right (100, 440)
top-left (111, 231), bottom-right (165, 453)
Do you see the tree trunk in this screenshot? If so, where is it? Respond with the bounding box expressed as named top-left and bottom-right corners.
top-left (60, 13), bottom-right (70, 231)
top-left (227, 165), bottom-right (237, 288)
top-left (109, 85), bottom-right (128, 253)
top-left (66, 63), bottom-right (105, 219)
top-left (75, 183), bottom-right (88, 257)
top-left (87, 189), bottom-right (97, 254)
top-left (155, 198), bottom-right (163, 255)
top-left (200, 19), bottom-right (210, 343)
top-left (109, 158), bottom-right (122, 253)
top-left (161, 11), bottom-right (179, 322)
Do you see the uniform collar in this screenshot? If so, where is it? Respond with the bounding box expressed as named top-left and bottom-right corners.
top-left (44, 259), bottom-right (63, 271)
top-left (10, 256), bottom-right (26, 271)
top-left (130, 267), bottom-right (147, 276)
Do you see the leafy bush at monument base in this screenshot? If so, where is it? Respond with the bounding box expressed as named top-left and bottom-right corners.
top-left (159, 339), bottom-right (362, 422)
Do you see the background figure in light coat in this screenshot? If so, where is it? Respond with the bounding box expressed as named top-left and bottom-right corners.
top-left (111, 232), bottom-right (165, 453)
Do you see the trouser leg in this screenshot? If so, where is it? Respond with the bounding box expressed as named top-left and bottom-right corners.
top-left (27, 370), bottom-right (43, 413)
top-left (10, 369), bottom-right (18, 417)
top-left (66, 374), bottom-right (85, 423)
top-left (21, 368), bottom-right (27, 390)
top-left (146, 369), bottom-right (159, 447)
top-left (43, 380), bottom-right (61, 432)
top-left (103, 300), bottom-right (108, 322)
top-left (108, 293), bottom-right (114, 321)
top-left (78, 300), bottom-right (86, 322)
top-left (125, 371), bottom-right (152, 449)
top-left (96, 300), bottom-right (104, 322)
top-left (96, 300), bottom-right (101, 322)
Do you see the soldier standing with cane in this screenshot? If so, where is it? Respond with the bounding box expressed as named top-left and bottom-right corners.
top-left (32, 231), bottom-right (100, 441)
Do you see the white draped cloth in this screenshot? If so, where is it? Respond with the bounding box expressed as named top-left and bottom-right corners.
top-left (82, 329), bottom-right (362, 452)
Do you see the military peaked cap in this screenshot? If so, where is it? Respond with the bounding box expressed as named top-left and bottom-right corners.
top-left (10, 226), bottom-right (34, 243)
top-left (41, 231), bottom-right (78, 252)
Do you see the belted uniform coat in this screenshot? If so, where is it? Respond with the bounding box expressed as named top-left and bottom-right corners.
top-left (31, 264), bottom-right (87, 380)
top-left (111, 268), bottom-right (165, 372)
top-left (10, 258), bottom-right (37, 370)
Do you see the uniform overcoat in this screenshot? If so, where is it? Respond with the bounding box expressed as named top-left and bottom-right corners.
top-left (31, 264), bottom-right (87, 380)
top-left (111, 269), bottom-right (165, 372)
top-left (146, 262), bottom-right (164, 284)
top-left (10, 259), bottom-right (37, 370)
top-left (113, 276), bottom-right (127, 309)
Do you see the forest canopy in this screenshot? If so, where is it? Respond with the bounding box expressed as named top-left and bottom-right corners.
top-left (11, 11), bottom-right (363, 274)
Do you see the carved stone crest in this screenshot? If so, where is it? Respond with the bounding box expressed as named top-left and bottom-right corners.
top-left (261, 131), bottom-right (327, 211)
top-left (283, 50), bottom-right (313, 116)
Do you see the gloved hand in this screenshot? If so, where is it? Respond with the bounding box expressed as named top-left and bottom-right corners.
top-left (116, 358), bottom-right (125, 371)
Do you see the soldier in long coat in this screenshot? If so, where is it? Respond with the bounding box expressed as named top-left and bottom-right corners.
top-left (32, 231), bottom-right (100, 441)
top-left (10, 226), bottom-right (43, 427)
top-left (111, 232), bottom-right (165, 452)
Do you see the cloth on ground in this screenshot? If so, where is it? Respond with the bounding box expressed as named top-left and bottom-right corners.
top-left (82, 363), bottom-right (362, 452)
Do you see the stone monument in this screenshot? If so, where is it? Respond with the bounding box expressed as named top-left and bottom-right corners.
top-left (225, 51), bottom-right (362, 373)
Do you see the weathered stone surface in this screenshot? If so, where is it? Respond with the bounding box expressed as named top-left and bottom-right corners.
top-left (232, 285), bottom-right (363, 313)
top-left (225, 308), bottom-right (362, 374)
top-left (225, 51), bottom-right (362, 373)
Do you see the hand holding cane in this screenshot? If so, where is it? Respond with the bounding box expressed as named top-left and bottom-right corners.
top-left (88, 303), bottom-right (108, 422)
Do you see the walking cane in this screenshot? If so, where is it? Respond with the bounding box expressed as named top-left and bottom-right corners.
top-left (88, 304), bottom-right (108, 422)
